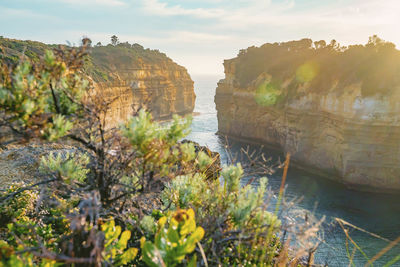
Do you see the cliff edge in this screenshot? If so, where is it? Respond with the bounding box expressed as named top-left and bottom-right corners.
top-left (215, 36), bottom-right (400, 191)
top-left (0, 37), bottom-right (195, 127)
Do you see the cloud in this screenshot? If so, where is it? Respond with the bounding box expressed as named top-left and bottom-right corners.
top-left (139, 0), bottom-right (300, 29)
top-left (57, 0), bottom-right (126, 6)
top-left (73, 30), bottom-right (232, 46)
top-left (168, 31), bottom-right (231, 43)
top-left (134, 0), bottom-right (400, 74)
top-left (141, 0), bottom-right (224, 18)
top-left (0, 7), bottom-right (56, 20)
top-left (3, 0), bottom-right (400, 74)
top-left (139, 0), bottom-right (399, 31)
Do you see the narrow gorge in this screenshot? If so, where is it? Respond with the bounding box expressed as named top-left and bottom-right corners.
top-left (215, 37), bottom-right (400, 192)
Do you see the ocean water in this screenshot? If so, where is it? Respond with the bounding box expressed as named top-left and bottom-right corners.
top-left (186, 74), bottom-right (400, 266)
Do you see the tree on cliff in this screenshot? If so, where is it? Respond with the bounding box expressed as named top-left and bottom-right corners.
top-left (81, 36), bottom-right (92, 47)
top-left (314, 40), bottom-right (326, 49)
top-left (233, 35), bottom-right (400, 97)
top-left (110, 34), bottom-right (119, 46)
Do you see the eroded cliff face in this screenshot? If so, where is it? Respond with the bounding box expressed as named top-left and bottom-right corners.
top-left (82, 45), bottom-right (196, 128)
top-left (215, 39), bottom-right (400, 191)
top-left (92, 62), bottom-right (195, 128)
top-left (0, 37), bottom-right (196, 128)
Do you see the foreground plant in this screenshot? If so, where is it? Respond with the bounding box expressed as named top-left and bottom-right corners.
top-left (0, 42), bottom-right (214, 265)
top-left (162, 162), bottom-right (284, 265)
top-left (0, 41), bottom-right (326, 266)
top-left (141, 209), bottom-right (204, 266)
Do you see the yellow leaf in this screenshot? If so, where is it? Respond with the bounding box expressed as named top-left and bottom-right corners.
top-left (140, 236), bottom-right (146, 248)
top-left (118, 230), bottom-right (131, 249)
top-left (187, 209), bottom-right (195, 220)
top-left (120, 248), bottom-right (138, 264)
top-left (158, 216), bottom-right (167, 228)
top-left (111, 248), bottom-right (117, 258)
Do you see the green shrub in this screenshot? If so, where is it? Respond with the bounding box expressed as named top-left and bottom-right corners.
top-left (140, 208), bottom-right (204, 267)
top-left (161, 160), bottom-right (282, 265)
top-left (0, 183), bottom-right (38, 227)
top-left (161, 173), bottom-right (206, 209)
top-left (0, 43), bottom-right (318, 266)
top-left (101, 219), bottom-right (138, 266)
top-left (40, 152), bottom-right (90, 184)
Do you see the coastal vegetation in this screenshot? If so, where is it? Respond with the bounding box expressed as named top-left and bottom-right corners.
top-left (0, 36), bottom-right (179, 84)
top-left (0, 35), bottom-right (196, 125)
top-left (0, 42), bottom-right (322, 266)
top-left (233, 35), bottom-right (400, 97)
top-left (1, 36), bottom-right (400, 266)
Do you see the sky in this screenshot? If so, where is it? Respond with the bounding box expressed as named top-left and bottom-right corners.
top-left (1, 0), bottom-right (400, 75)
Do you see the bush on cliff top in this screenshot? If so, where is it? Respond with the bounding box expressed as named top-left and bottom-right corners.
top-left (0, 36), bottom-right (182, 84)
top-left (234, 35), bottom-right (400, 97)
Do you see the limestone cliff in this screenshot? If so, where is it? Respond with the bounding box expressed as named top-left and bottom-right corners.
top-left (215, 37), bottom-right (400, 191)
top-left (0, 38), bottom-right (195, 127)
top-left (86, 45), bottom-right (195, 127)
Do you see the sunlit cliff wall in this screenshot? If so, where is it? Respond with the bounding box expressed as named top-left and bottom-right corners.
top-left (90, 61), bottom-right (194, 128)
top-left (0, 38), bottom-right (195, 128)
top-left (94, 66), bottom-right (194, 127)
top-left (215, 37), bottom-right (400, 191)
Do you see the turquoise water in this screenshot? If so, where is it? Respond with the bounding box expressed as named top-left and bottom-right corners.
top-left (186, 74), bottom-right (400, 266)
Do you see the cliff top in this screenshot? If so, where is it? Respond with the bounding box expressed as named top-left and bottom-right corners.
top-left (0, 36), bottom-right (187, 83)
top-left (229, 35), bottom-right (400, 97)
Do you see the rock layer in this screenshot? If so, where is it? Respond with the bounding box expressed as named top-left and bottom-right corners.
top-left (93, 62), bottom-right (195, 128)
top-left (215, 39), bottom-right (400, 191)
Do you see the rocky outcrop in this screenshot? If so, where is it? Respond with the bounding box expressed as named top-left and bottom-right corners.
top-left (0, 37), bottom-right (196, 128)
top-left (215, 38), bottom-right (400, 192)
top-left (92, 60), bottom-right (195, 128)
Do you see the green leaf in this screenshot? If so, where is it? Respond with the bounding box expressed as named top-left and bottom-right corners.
top-left (44, 50), bottom-right (55, 66)
top-left (44, 115), bottom-right (73, 141)
top-left (22, 99), bottom-right (35, 115)
top-left (142, 242), bottom-right (163, 267)
top-left (187, 254), bottom-right (197, 267)
top-left (167, 227), bottom-right (180, 243)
